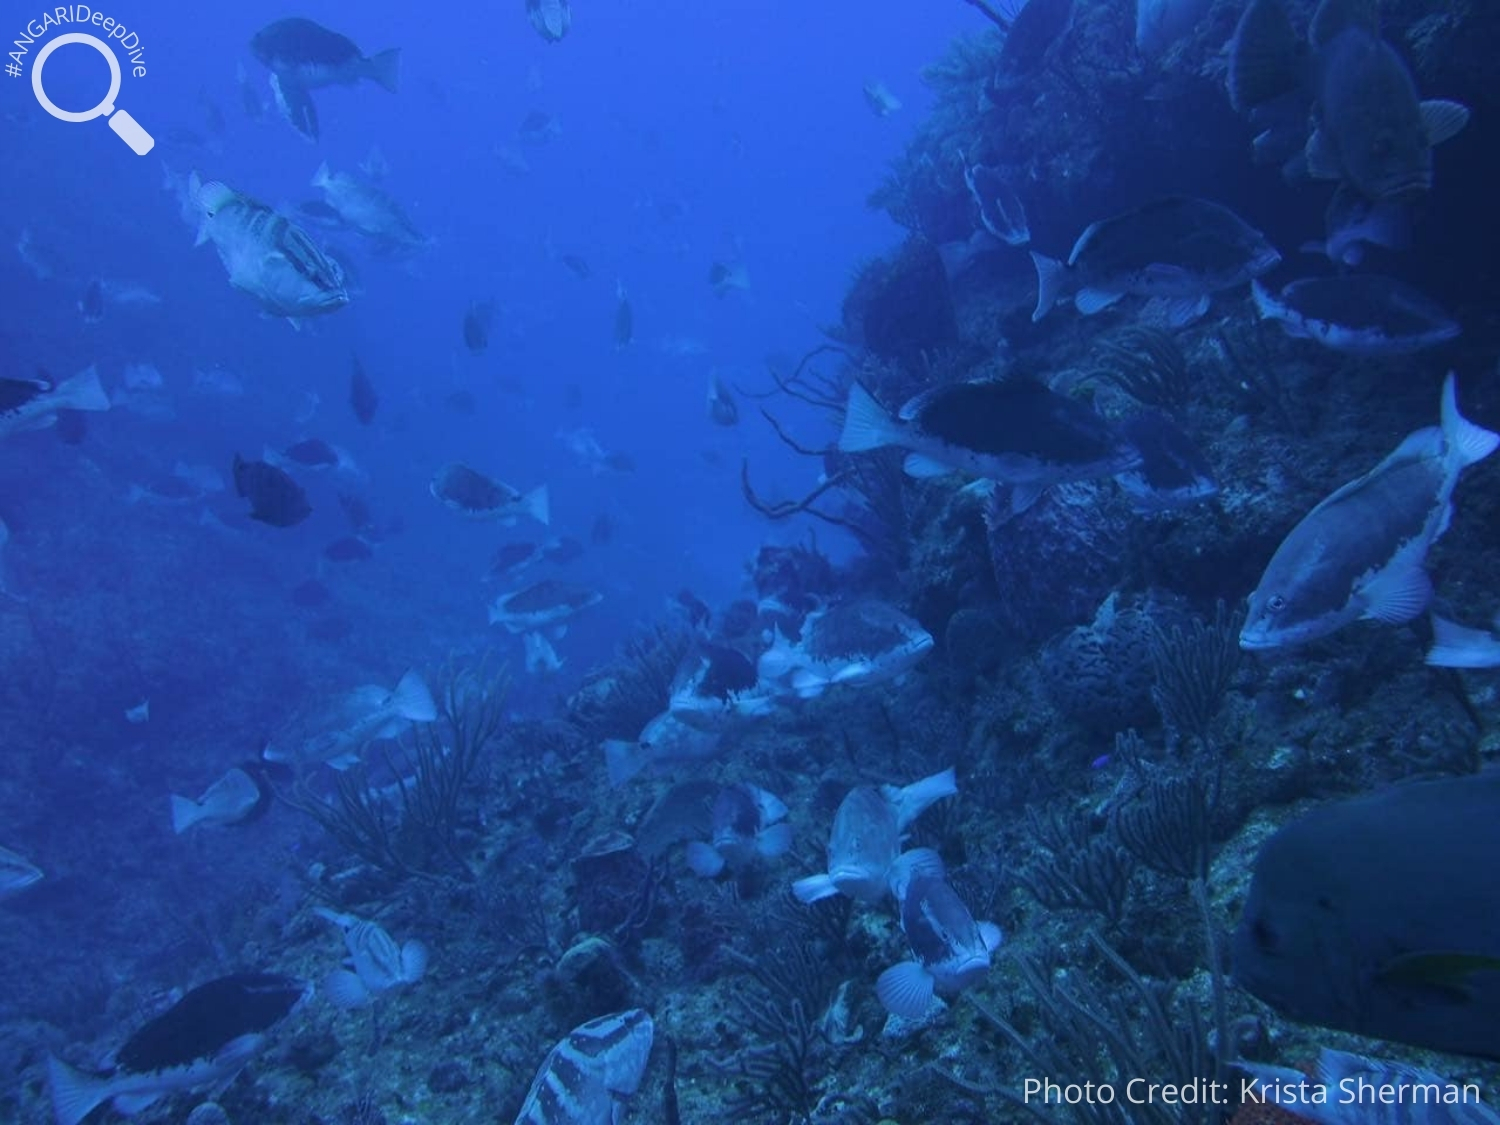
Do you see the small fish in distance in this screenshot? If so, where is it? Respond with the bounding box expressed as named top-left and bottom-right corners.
top-left (232, 454), bottom-right (311, 528)
top-left (171, 765), bottom-right (272, 834)
top-left (686, 783), bottom-right (793, 878)
top-left (526, 0), bottom-right (572, 42)
top-left (431, 463), bottom-right (549, 525)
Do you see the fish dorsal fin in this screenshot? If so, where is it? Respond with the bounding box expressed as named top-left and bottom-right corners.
top-left (1309, 0), bottom-right (1378, 51)
top-left (1421, 100), bottom-right (1470, 146)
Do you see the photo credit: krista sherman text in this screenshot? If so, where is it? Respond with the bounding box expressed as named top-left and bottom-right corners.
top-left (1021, 1074), bottom-right (1488, 1111)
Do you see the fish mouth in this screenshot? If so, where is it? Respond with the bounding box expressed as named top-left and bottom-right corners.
top-left (1373, 173), bottom-right (1431, 204)
top-left (1237, 628), bottom-right (1277, 651)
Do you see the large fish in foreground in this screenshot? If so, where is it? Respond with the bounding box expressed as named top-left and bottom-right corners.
top-left (1233, 772), bottom-right (1500, 1062)
top-left (1227, 0), bottom-right (1468, 202)
top-left (192, 175), bottom-right (349, 323)
top-left (250, 18), bottom-right (399, 141)
top-left (48, 973), bottom-right (311, 1125)
top-left (840, 379), bottom-right (1139, 512)
top-left (1029, 195), bottom-right (1280, 325)
top-left (1240, 373), bottom-right (1497, 651)
top-left (513, 1009), bottom-right (653, 1125)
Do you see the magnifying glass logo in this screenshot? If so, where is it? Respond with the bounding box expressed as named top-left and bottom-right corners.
top-left (31, 32), bottom-right (154, 155)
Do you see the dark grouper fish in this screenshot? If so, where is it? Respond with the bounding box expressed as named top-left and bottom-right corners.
top-left (1234, 772), bottom-right (1500, 1061)
top-left (840, 378), bottom-right (1139, 513)
top-left (1252, 274), bottom-right (1459, 356)
top-left (1240, 373), bottom-right (1497, 651)
top-left (1030, 196), bottom-right (1280, 325)
top-left (233, 454), bottom-right (312, 528)
top-left (48, 973), bottom-right (311, 1125)
top-left (250, 18), bottom-right (400, 141)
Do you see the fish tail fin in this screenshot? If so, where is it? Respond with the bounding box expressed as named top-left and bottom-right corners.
top-left (389, 669), bottom-right (437, 723)
top-left (53, 365), bottom-right (110, 413)
top-left (311, 161), bottom-right (332, 190)
top-left (170, 794), bottom-right (204, 835)
top-left (603, 738), bottom-right (647, 787)
top-left (838, 384), bottom-right (899, 453)
top-left (886, 766), bottom-right (958, 830)
top-left (1426, 615), bottom-right (1500, 669)
top-left (365, 48), bottom-right (401, 94)
top-left (1029, 251), bottom-right (1066, 321)
top-left (47, 1056), bottom-right (112, 1125)
top-left (522, 484), bottom-right (550, 527)
top-left (1440, 372), bottom-right (1499, 469)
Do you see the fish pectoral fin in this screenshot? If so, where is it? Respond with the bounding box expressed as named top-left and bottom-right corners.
top-left (1420, 99), bottom-right (1470, 146)
top-left (791, 873), bottom-right (839, 904)
top-left (1359, 564), bottom-right (1432, 625)
top-left (876, 961), bottom-right (938, 1019)
top-left (902, 453), bottom-right (953, 480)
top-left (1375, 950), bottom-right (1500, 1004)
top-left (1144, 293), bottom-right (1211, 329)
top-left (1303, 127), bottom-right (1342, 180)
top-left (1073, 286), bottom-right (1123, 315)
top-left (110, 1092), bottom-right (165, 1115)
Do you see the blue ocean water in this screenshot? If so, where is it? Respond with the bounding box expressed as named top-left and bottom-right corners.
top-left (6, 1), bottom-right (1500, 1122)
top-left (2, 0), bottom-right (981, 678)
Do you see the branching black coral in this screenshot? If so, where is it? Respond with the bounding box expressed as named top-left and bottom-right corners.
top-left (1150, 600), bottom-right (1243, 753)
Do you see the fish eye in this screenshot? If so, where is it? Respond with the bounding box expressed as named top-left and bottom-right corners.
top-left (1267, 595), bottom-right (1287, 613)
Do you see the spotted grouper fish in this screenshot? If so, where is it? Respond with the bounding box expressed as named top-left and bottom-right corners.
top-left (513, 1009), bottom-right (654, 1125)
top-left (1240, 373), bottom-right (1497, 650)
